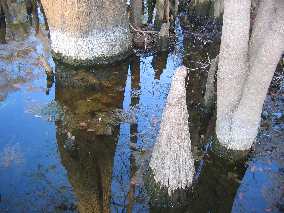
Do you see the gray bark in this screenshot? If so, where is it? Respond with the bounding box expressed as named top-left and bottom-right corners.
top-left (216, 0), bottom-right (251, 148)
top-left (130, 0), bottom-right (143, 28)
top-left (41, 0), bottom-right (132, 65)
top-left (204, 56), bottom-right (218, 108)
top-left (213, 0), bottom-right (223, 18)
top-left (230, 0), bottom-right (284, 150)
top-left (150, 66), bottom-right (195, 194)
top-left (189, 0), bottom-right (223, 18)
top-left (249, 0), bottom-right (275, 67)
top-left (155, 0), bottom-right (164, 22)
top-left (217, 0), bottom-right (284, 150)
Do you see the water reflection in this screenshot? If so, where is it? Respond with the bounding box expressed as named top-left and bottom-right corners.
top-left (1, 1), bottom-right (280, 212)
top-left (52, 7), bottom-right (246, 212)
top-left (189, 0), bottom-right (224, 18)
top-left (152, 51), bottom-right (168, 80)
top-left (55, 62), bottom-right (129, 212)
top-left (53, 19), bottom-right (184, 210)
top-left (145, 11), bottom-right (246, 212)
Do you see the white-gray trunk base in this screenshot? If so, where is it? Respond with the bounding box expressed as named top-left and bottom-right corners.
top-left (50, 26), bottom-right (131, 65)
top-left (150, 66), bottom-right (195, 195)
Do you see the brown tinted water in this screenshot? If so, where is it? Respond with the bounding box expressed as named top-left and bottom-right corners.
top-left (0, 6), bottom-right (283, 213)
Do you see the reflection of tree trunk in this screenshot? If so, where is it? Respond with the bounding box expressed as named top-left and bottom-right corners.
top-left (217, 0), bottom-right (284, 150)
top-left (213, 0), bottom-right (224, 18)
top-left (163, 0), bottom-right (169, 23)
top-left (38, 0), bottom-right (50, 37)
top-left (56, 128), bottom-right (117, 213)
top-left (130, 56), bottom-right (141, 106)
top-left (155, 0), bottom-right (164, 23)
top-left (32, 0), bottom-right (39, 34)
top-left (152, 51), bottom-right (168, 80)
top-left (26, 0), bottom-right (32, 24)
top-left (147, 0), bottom-right (156, 23)
top-left (54, 62), bottom-right (129, 212)
top-left (181, 16), bottom-right (218, 148)
top-left (127, 56), bottom-right (140, 212)
top-left (155, 0), bottom-right (169, 26)
top-left (0, 0), bottom-right (11, 23)
top-left (0, 5), bottom-right (6, 44)
top-left (185, 152), bottom-right (246, 212)
top-left (186, 69), bottom-right (208, 147)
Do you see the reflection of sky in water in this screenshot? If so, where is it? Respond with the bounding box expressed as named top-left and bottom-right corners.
top-left (110, 19), bottom-right (184, 212)
top-left (0, 33), bottom-right (77, 211)
top-left (0, 81), bottom-right (77, 211)
top-left (111, 66), bottom-right (131, 212)
top-left (136, 19), bottom-right (184, 150)
top-left (1, 12), bottom-right (282, 212)
top-left (0, 18), bottom-right (185, 212)
top-left (232, 160), bottom-right (281, 213)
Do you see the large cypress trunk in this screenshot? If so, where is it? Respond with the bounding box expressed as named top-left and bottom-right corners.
top-left (216, 0), bottom-right (251, 150)
top-left (229, 0), bottom-right (284, 150)
top-left (41, 0), bottom-right (132, 65)
top-left (216, 0), bottom-right (284, 150)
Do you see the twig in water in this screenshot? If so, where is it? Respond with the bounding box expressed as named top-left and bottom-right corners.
top-left (129, 24), bottom-right (159, 34)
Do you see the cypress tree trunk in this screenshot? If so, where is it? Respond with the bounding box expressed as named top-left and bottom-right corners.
top-left (230, 0), bottom-right (284, 150)
top-left (217, 0), bottom-right (284, 150)
top-left (216, 0), bottom-right (251, 149)
top-left (41, 0), bottom-right (132, 65)
top-left (130, 0), bottom-right (143, 28)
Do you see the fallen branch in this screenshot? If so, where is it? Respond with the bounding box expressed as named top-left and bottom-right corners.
top-left (129, 23), bottom-right (159, 34)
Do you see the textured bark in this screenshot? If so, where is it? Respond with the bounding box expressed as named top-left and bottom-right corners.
top-left (249, 0), bottom-right (275, 67)
top-left (229, 0), bottom-right (284, 150)
top-left (216, 0), bottom-right (251, 148)
top-left (130, 0), bottom-right (142, 28)
top-left (38, 0), bottom-right (49, 32)
top-left (150, 66), bottom-right (195, 194)
top-left (189, 0), bottom-right (221, 18)
top-left (217, 0), bottom-right (284, 150)
top-left (204, 56), bottom-right (218, 108)
top-left (155, 0), bottom-right (164, 22)
top-left (213, 0), bottom-right (223, 18)
top-left (40, 0), bottom-right (132, 65)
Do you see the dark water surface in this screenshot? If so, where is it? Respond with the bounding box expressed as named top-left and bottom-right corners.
top-left (0, 8), bottom-right (283, 213)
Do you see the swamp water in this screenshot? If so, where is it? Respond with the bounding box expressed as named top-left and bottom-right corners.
top-left (0, 8), bottom-right (283, 213)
